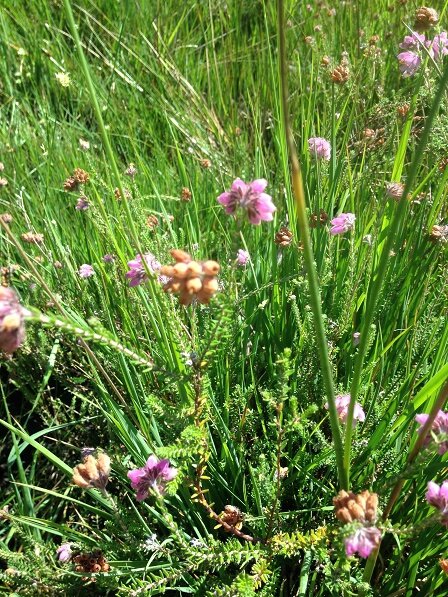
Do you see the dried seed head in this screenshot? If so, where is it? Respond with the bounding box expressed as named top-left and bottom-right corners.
top-left (53, 261), bottom-right (63, 269)
top-left (0, 213), bottom-right (13, 224)
top-left (73, 168), bottom-right (90, 185)
top-left (310, 210), bottom-right (328, 228)
top-left (21, 232), bottom-right (44, 244)
top-left (162, 252), bottom-right (220, 305)
top-left (331, 64), bottom-right (350, 84)
top-left (429, 225), bottom-right (448, 243)
top-left (181, 187), bottom-right (192, 202)
top-left (397, 103), bottom-right (410, 118)
top-left (321, 55), bottom-right (331, 66)
top-left (275, 226), bottom-right (293, 247)
top-left (146, 214), bottom-right (159, 230)
top-left (114, 187), bottom-right (131, 201)
top-left (202, 260), bottom-right (220, 276)
top-left (125, 163), bottom-right (137, 178)
top-left (63, 177), bottom-right (78, 192)
top-left (219, 505), bottom-right (244, 528)
top-left (386, 182), bottom-right (405, 200)
top-left (440, 559), bottom-right (448, 574)
top-left (0, 178), bottom-right (8, 188)
top-left (414, 6), bottom-right (438, 31)
top-left (439, 157), bottom-right (448, 172)
top-left (333, 489), bottom-right (378, 524)
top-left (200, 158), bottom-right (211, 169)
top-left (72, 452), bottom-right (110, 490)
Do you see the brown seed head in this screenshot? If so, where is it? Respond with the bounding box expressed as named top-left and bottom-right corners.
top-left (64, 177), bottom-right (78, 192)
top-left (439, 157), bottom-right (448, 172)
top-left (200, 158), bottom-right (211, 169)
top-left (429, 225), bottom-right (448, 243)
top-left (72, 453), bottom-right (110, 490)
top-left (331, 64), bottom-right (350, 84)
top-left (0, 213), bottom-right (13, 224)
top-left (414, 6), bottom-right (438, 31)
top-left (54, 261), bottom-right (63, 269)
top-left (162, 252), bottom-right (220, 305)
top-left (440, 559), bottom-right (448, 574)
top-left (333, 489), bottom-right (378, 524)
top-left (125, 163), bottom-right (137, 178)
top-left (386, 182), bottom-right (405, 200)
top-left (397, 103), bottom-right (410, 118)
top-left (275, 226), bottom-right (293, 247)
top-left (181, 187), bottom-right (192, 202)
top-left (310, 210), bottom-right (328, 228)
top-left (73, 168), bottom-right (90, 185)
top-left (146, 214), bottom-right (159, 230)
top-left (21, 232), bottom-right (44, 244)
top-left (171, 249), bottom-right (191, 263)
top-left (220, 505), bottom-right (244, 528)
top-left (114, 187), bottom-right (130, 201)
top-left (0, 178), bottom-right (8, 188)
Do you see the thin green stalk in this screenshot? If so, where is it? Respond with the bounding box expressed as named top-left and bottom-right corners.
top-left (277, 0), bottom-right (346, 488)
top-left (343, 60), bottom-right (448, 486)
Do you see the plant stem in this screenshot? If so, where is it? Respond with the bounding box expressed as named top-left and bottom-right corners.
top-left (277, 0), bottom-right (346, 487)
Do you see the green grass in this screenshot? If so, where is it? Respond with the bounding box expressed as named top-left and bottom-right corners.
top-left (1, 0), bottom-right (448, 595)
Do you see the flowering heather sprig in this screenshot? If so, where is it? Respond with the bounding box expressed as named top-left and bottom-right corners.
top-left (126, 253), bottom-right (163, 287)
top-left (78, 264), bottom-right (95, 278)
top-left (217, 178), bottom-right (276, 225)
top-left (399, 32), bottom-right (426, 50)
top-left (308, 137), bottom-right (331, 160)
top-left (415, 410), bottom-right (448, 454)
top-left (426, 481), bottom-right (448, 525)
top-left (0, 286), bottom-right (29, 353)
top-left (345, 526), bottom-right (382, 558)
top-left (329, 213), bottom-right (356, 235)
top-left (127, 455), bottom-right (177, 501)
top-left (72, 453), bottom-right (111, 490)
top-left (161, 250), bottom-right (220, 306)
top-left (236, 249), bottom-right (250, 266)
top-left (397, 51), bottom-right (421, 77)
top-left (325, 394), bottom-right (365, 426)
top-left (334, 490), bottom-right (381, 558)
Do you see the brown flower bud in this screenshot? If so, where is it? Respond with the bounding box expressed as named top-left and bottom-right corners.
top-left (310, 210), bottom-right (328, 228)
top-left (170, 249), bottom-right (191, 263)
top-left (333, 489), bottom-right (378, 523)
top-left (275, 226), bottom-right (293, 247)
top-left (202, 260), bottom-right (220, 276)
top-left (321, 55), bottom-right (330, 66)
top-left (173, 263), bottom-right (190, 279)
top-left (200, 158), bottom-right (211, 169)
top-left (397, 103), bottom-right (410, 118)
top-left (63, 177), bottom-right (78, 192)
top-left (414, 6), bottom-right (438, 31)
top-left (0, 178), bottom-right (8, 188)
top-left (181, 187), bottom-right (192, 202)
top-left (331, 64), bottom-right (350, 84)
top-left (429, 225), bottom-right (448, 243)
top-left (72, 452), bottom-right (110, 490)
top-left (185, 278), bottom-right (202, 293)
top-left (186, 262), bottom-right (203, 277)
top-left (73, 168), bottom-right (90, 185)
top-left (146, 215), bottom-right (159, 230)
top-left (440, 559), bottom-right (448, 574)
top-left (21, 232), bottom-right (44, 244)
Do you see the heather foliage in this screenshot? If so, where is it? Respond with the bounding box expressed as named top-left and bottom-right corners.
top-left (0, 1), bottom-right (448, 595)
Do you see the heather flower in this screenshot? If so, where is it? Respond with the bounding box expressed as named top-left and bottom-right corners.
top-left (217, 178), bottom-right (276, 225)
top-left (386, 182), bottom-right (405, 200)
top-left (344, 526), bottom-right (382, 558)
top-left (415, 410), bottom-right (448, 454)
top-left (127, 455), bottom-right (177, 501)
top-left (102, 254), bottom-right (115, 263)
top-left (308, 137), bottom-right (331, 160)
top-left (236, 249), bottom-right (250, 266)
top-left (330, 213), bottom-right (356, 235)
top-left (326, 394), bottom-right (365, 426)
top-left (126, 253), bottom-right (162, 287)
top-left (125, 163), bottom-right (137, 178)
top-left (56, 543), bottom-right (72, 563)
top-left (429, 32), bottom-right (448, 60)
top-left (0, 286), bottom-right (28, 353)
top-left (0, 213), bottom-right (13, 224)
top-left (426, 481), bottom-right (448, 525)
top-left (78, 264), bottom-right (95, 278)
top-left (399, 32), bottom-right (426, 50)
top-left (75, 196), bottom-right (89, 211)
top-left (397, 51), bottom-right (421, 77)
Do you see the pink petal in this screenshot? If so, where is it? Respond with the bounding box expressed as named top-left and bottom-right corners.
top-left (250, 178), bottom-right (268, 194)
top-left (230, 178), bottom-right (248, 194)
top-left (217, 192), bottom-right (231, 206)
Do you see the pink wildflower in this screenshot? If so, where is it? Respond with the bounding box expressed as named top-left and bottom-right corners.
top-left (125, 253), bottom-right (164, 287)
top-left (399, 32), bottom-right (426, 50)
top-left (325, 394), bottom-right (365, 426)
top-left (75, 196), bottom-right (89, 211)
top-left (102, 254), bottom-right (115, 263)
top-left (217, 178), bottom-right (276, 225)
top-left (397, 51), bottom-right (421, 76)
top-left (429, 32), bottom-right (448, 60)
top-left (330, 213), bottom-right (356, 235)
top-left (308, 137), bottom-right (331, 160)
top-left (78, 264), bottom-right (95, 278)
top-left (426, 481), bottom-right (448, 525)
top-left (415, 411), bottom-right (448, 454)
top-left (0, 286), bottom-right (28, 353)
top-left (56, 543), bottom-right (72, 563)
top-left (345, 526), bottom-right (382, 558)
top-left (127, 455), bottom-right (177, 501)
top-left (236, 249), bottom-right (250, 266)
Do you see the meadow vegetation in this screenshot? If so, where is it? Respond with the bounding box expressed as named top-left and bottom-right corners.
top-left (0, 0), bottom-right (447, 594)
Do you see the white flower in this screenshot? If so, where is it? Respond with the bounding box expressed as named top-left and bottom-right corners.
top-left (55, 72), bottom-right (71, 88)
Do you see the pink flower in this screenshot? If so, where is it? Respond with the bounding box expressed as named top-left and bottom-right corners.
top-left (56, 543), bottom-right (72, 563)
top-left (399, 32), bottom-right (426, 50)
top-left (330, 213), bottom-right (356, 235)
top-left (308, 137), bottom-right (331, 160)
top-left (397, 51), bottom-right (421, 76)
top-left (78, 264), bottom-right (94, 278)
top-left (217, 178), bottom-right (276, 225)
top-left (429, 32), bottom-right (448, 60)
top-left (102, 254), bottom-right (115, 263)
top-left (426, 481), bottom-right (448, 525)
top-left (75, 196), bottom-right (89, 211)
top-left (415, 411), bottom-right (448, 454)
top-left (128, 455), bottom-right (177, 501)
top-left (126, 253), bottom-right (163, 287)
top-left (345, 526), bottom-right (382, 558)
top-left (236, 249), bottom-right (250, 266)
top-left (0, 286), bottom-right (28, 353)
top-left (325, 394), bottom-right (365, 426)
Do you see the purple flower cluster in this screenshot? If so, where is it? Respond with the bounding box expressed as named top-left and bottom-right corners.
top-left (0, 287), bottom-right (29, 353)
top-left (325, 394), bottom-right (365, 427)
top-left (426, 481), bottom-right (448, 526)
top-left (345, 526), bottom-right (382, 558)
top-left (415, 410), bottom-right (448, 454)
top-left (217, 178), bottom-right (276, 225)
top-left (330, 213), bottom-right (356, 235)
top-left (308, 137), bottom-right (331, 161)
top-left (127, 455), bottom-right (177, 501)
top-left (126, 253), bottom-right (165, 287)
top-left (397, 30), bottom-right (448, 77)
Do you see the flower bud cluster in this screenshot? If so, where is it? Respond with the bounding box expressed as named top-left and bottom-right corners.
top-left (333, 490), bottom-right (378, 524)
top-left (161, 250), bottom-right (220, 306)
top-left (72, 453), bottom-right (111, 490)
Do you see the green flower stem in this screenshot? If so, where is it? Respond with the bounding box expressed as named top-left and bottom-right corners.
top-left (344, 60), bottom-right (448, 487)
top-left (363, 380), bottom-right (448, 584)
top-left (277, 0), bottom-right (346, 488)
